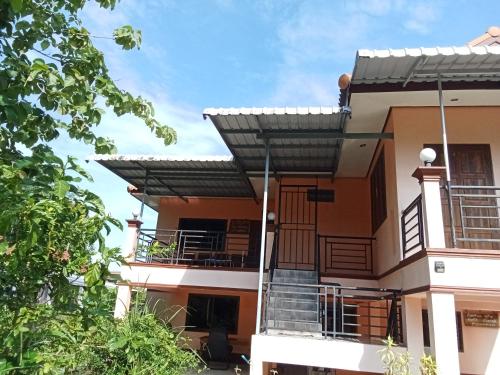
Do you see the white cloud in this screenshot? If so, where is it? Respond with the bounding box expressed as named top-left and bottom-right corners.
top-left (403, 1), bottom-right (441, 35)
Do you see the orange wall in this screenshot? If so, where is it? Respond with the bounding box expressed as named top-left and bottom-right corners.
top-left (157, 178), bottom-right (371, 238)
top-left (156, 196), bottom-right (270, 229)
top-left (147, 287), bottom-right (257, 353)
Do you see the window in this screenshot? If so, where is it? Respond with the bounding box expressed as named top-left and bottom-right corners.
top-left (178, 218), bottom-right (227, 251)
top-left (371, 149), bottom-right (387, 233)
top-left (185, 294), bottom-right (239, 333)
top-left (422, 310), bottom-right (464, 352)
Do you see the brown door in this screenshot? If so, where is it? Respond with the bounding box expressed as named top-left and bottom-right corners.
top-left (429, 144), bottom-right (499, 249)
top-left (277, 185), bottom-right (318, 270)
top-left (246, 220), bottom-right (262, 267)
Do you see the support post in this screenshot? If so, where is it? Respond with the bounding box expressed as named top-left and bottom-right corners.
top-left (412, 167), bottom-right (446, 248)
top-left (123, 216), bottom-right (143, 261)
top-left (114, 284), bottom-right (132, 318)
top-left (140, 170), bottom-right (149, 219)
top-left (426, 292), bottom-right (460, 374)
top-left (402, 296), bottom-right (425, 374)
top-left (437, 75), bottom-right (457, 247)
top-left (255, 143), bottom-right (270, 334)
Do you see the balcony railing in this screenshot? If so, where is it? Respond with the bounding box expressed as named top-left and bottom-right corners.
top-left (448, 185), bottom-right (500, 249)
top-left (263, 282), bottom-right (402, 344)
top-left (401, 194), bottom-right (425, 256)
top-left (135, 229), bottom-right (257, 268)
top-left (318, 235), bottom-right (374, 274)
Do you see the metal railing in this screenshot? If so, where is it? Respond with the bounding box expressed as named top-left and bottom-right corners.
top-left (135, 229), bottom-right (254, 268)
top-left (263, 282), bottom-right (402, 344)
top-left (401, 194), bottom-right (425, 256)
top-left (449, 185), bottom-right (500, 247)
top-left (318, 235), bottom-right (374, 274)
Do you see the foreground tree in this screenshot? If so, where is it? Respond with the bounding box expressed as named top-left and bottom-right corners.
top-left (0, 0), bottom-right (198, 373)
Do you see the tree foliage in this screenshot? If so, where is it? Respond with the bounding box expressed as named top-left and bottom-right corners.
top-left (0, 0), bottom-right (175, 308)
top-left (0, 0), bottom-right (190, 372)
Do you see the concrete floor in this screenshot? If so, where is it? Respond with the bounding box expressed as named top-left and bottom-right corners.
top-left (187, 364), bottom-right (249, 374)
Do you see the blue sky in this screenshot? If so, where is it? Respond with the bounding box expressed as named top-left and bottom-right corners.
top-left (53, 0), bottom-right (500, 248)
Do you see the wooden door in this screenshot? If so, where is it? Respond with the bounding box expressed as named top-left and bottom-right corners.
top-left (428, 144), bottom-right (499, 249)
top-left (277, 185), bottom-right (318, 270)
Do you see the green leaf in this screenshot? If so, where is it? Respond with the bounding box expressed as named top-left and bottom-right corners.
top-left (10, 0), bottom-right (23, 12)
top-left (41, 40), bottom-right (50, 50)
top-left (54, 180), bottom-right (70, 198)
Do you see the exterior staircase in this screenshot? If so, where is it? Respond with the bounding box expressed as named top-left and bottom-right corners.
top-left (266, 269), bottom-right (322, 337)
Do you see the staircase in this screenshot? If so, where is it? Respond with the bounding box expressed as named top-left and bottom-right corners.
top-left (266, 269), bottom-right (322, 337)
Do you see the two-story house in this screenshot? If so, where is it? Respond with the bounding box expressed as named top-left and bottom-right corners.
top-left (93, 28), bottom-right (500, 375)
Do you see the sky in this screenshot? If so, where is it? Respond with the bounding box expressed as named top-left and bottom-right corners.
top-left (52, 0), bottom-right (500, 248)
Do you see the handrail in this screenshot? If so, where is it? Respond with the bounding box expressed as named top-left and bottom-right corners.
top-left (448, 185), bottom-right (500, 246)
top-left (135, 228), bottom-right (253, 268)
top-left (401, 194), bottom-right (424, 256)
top-left (318, 234), bottom-right (375, 274)
top-left (263, 281), bottom-right (403, 343)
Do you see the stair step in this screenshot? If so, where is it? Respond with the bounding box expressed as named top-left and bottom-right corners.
top-left (273, 269), bottom-right (317, 279)
top-left (267, 319), bottom-right (322, 332)
top-left (266, 328), bottom-right (323, 338)
top-left (267, 308), bottom-right (318, 322)
top-left (271, 277), bottom-right (318, 285)
top-left (269, 291), bottom-right (317, 301)
top-left (268, 298), bottom-right (318, 311)
top-left (271, 285), bottom-right (319, 293)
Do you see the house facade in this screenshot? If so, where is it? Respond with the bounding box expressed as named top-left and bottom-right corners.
top-left (95, 31), bottom-right (500, 375)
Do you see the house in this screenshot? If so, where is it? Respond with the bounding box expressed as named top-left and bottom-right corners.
top-left (93, 29), bottom-right (500, 375)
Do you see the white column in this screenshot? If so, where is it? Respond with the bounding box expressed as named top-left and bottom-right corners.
top-left (250, 335), bottom-right (264, 375)
top-left (426, 292), bottom-right (460, 375)
top-left (255, 145), bottom-right (270, 334)
top-left (412, 167), bottom-right (446, 248)
top-left (402, 296), bottom-right (424, 374)
top-left (114, 284), bottom-right (132, 318)
top-left (122, 217), bottom-right (142, 261)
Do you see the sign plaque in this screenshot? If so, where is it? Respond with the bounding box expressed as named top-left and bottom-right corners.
top-left (463, 310), bottom-right (498, 328)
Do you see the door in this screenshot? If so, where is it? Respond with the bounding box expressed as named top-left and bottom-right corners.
top-left (428, 144), bottom-right (499, 249)
top-left (246, 220), bottom-right (262, 267)
top-left (276, 185), bottom-right (318, 270)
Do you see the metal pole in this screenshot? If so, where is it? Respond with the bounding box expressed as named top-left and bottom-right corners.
top-left (140, 170), bottom-right (149, 219)
top-left (255, 143), bottom-right (270, 334)
top-left (437, 75), bottom-right (457, 247)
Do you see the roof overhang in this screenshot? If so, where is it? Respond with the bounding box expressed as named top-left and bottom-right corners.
top-left (203, 106), bottom-right (392, 177)
top-left (351, 46), bottom-right (500, 90)
top-left (90, 155), bottom-right (259, 207)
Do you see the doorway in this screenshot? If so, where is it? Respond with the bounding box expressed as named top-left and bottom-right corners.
top-left (276, 185), bottom-right (318, 270)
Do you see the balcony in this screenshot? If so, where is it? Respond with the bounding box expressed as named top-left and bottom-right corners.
top-left (134, 228), bottom-right (259, 269)
top-left (401, 185), bottom-right (500, 256)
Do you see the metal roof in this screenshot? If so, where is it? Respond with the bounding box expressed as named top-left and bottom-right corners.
top-left (90, 155), bottom-right (256, 199)
top-left (352, 45), bottom-right (500, 85)
top-left (203, 106), bottom-right (355, 175)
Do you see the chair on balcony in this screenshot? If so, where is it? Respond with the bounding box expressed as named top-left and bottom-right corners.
top-left (202, 326), bottom-right (233, 370)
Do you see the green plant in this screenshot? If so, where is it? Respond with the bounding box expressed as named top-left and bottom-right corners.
top-left (145, 241), bottom-right (177, 258)
top-left (420, 354), bottom-right (437, 375)
top-left (0, 290), bottom-right (200, 374)
top-left (379, 336), bottom-right (437, 375)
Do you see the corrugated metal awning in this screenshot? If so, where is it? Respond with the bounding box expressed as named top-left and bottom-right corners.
top-left (203, 107), bottom-right (354, 175)
top-left (90, 155), bottom-right (257, 199)
top-left (352, 46), bottom-right (500, 86)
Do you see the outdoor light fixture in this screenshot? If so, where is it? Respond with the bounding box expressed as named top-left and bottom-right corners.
top-left (419, 148), bottom-right (437, 166)
top-left (267, 211), bottom-right (276, 222)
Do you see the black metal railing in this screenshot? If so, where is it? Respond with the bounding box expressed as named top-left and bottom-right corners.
top-left (263, 282), bottom-right (402, 344)
top-left (318, 235), bottom-right (374, 274)
top-left (135, 229), bottom-right (254, 268)
top-left (448, 185), bottom-right (500, 248)
top-left (401, 194), bottom-right (425, 256)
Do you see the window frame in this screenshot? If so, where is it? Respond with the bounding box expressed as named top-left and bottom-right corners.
top-left (422, 309), bottom-right (464, 352)
top-left (185, 294), bottom-right (240, 334)
top-left (371, 148), bottom-right (387, 233)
